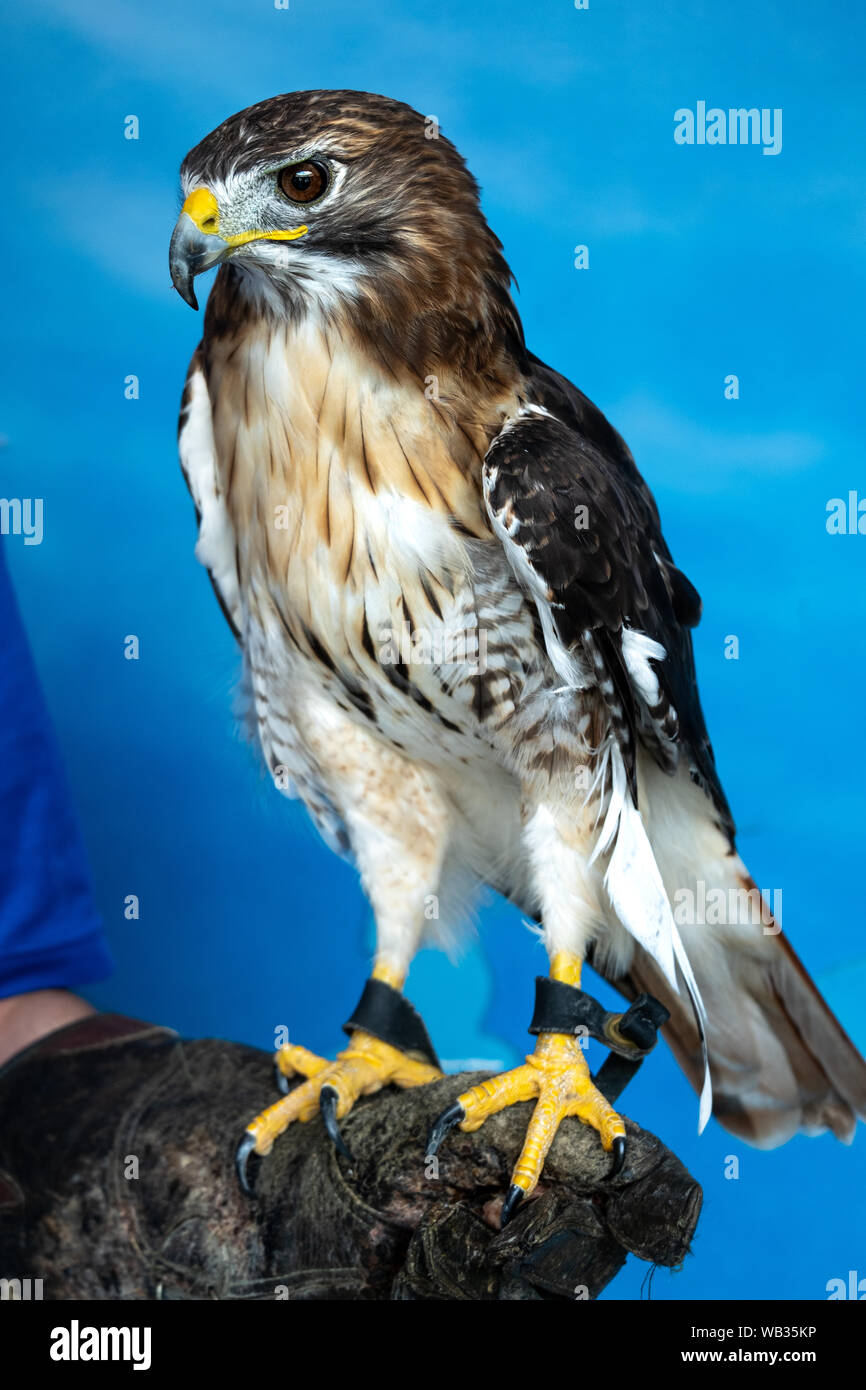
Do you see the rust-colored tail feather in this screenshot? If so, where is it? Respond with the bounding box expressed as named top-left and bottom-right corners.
top-left (608, 921), bottom-right (866, 1149)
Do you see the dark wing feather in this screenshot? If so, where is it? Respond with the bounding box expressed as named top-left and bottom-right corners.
top-left (484, 360), bottom-right (733, 841)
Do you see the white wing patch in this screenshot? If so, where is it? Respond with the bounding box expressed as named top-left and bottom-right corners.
top-left (621, 628), bottom-right (666, 706)
top-left (592, 741), bottom-right (713, 1131)
top-left (179, 356), bottom-right (242, 634)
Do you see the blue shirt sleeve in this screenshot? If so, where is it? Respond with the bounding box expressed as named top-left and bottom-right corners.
top-left (0, 542), bottom-right (112, 997)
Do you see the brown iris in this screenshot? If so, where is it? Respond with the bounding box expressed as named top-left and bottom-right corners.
top-left (278, 161), bottom-right (329, 203)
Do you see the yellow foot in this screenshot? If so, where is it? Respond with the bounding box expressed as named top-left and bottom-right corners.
top-left (236, 1033), bottom-right (441, 1193)
top-left (427, 1032), bottom-right (626, 1225)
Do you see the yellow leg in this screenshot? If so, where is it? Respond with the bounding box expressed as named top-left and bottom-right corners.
top-left (428, 950), bottom-right (626, 1224)
top-left (238, 961), bottom-right (442, 1190)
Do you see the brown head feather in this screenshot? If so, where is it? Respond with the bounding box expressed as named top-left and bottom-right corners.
top-left (183, 90), bottom-right (525, 395)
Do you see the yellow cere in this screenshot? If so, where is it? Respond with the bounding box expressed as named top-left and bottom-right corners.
top-left (181, 186), bottom-right (308, 247)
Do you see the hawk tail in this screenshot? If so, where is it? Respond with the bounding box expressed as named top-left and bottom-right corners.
top-left (613, 868), bottom-right (866, 1148)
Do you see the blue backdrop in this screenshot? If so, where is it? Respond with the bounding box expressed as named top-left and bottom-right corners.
top-left (2, 0), bottom-right (864, 1300)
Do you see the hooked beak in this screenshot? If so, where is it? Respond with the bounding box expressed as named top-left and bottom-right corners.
top-left (169, 185), bottom-right (310, 310)
top-left (169, 190), bottom-right (229, 310)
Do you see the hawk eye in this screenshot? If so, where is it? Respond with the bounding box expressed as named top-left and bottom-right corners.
top-left (278, 161), bottom-right (329, 204)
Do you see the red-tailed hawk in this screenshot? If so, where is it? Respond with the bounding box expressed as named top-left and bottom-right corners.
top-left (170, 90), bottom-right (866, 1221)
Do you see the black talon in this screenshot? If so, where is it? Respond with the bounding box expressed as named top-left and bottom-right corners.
top-left (274, 1058), bottom-right (289, 1095)
top-left (500, 1184), bottom-right (526, 1228)
top-left (319, 1086), bottom-right (353, 1162)
top-left (607, 1134), bottom-right (627, 1179)
top-left (235, 1132), bottom-right (259, 1197)
top-left (426, 1101), bottom-right (465, 1158)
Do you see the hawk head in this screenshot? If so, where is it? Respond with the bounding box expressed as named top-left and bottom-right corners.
top-left (170, 89), bottom-right (523, 374)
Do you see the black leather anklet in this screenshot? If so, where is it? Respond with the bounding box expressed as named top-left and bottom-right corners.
top-left (343, 978), bottom-right (440, 1070)
top-left (528, 976), bottom-right (670, 1105)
